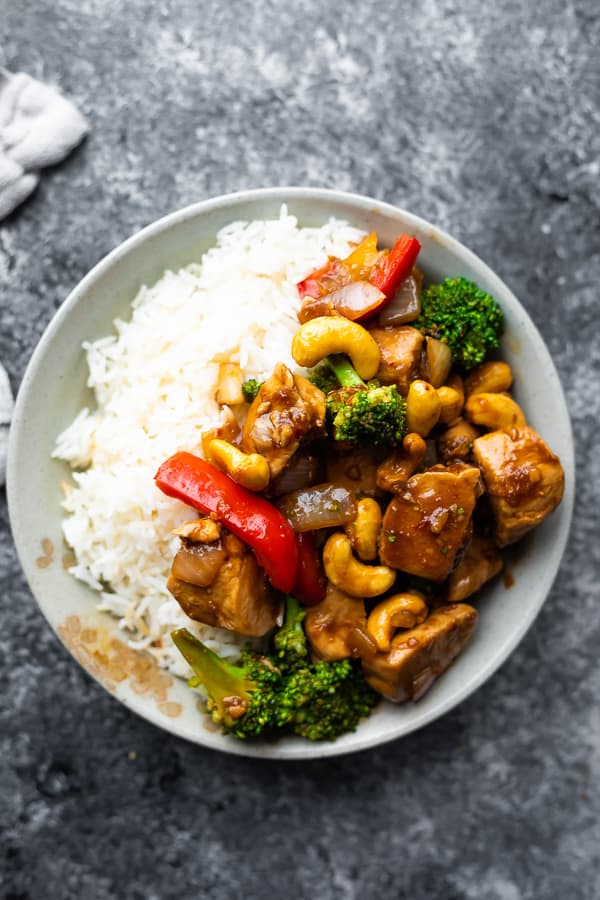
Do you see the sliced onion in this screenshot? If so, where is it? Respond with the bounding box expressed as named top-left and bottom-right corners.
top-left (424, 336), bottom-right (452, 388)
top-left (328, 281), bottom-right (387, 321)
top-left (378, 273), bottom-right (421, 326)
top-left (299, 281), bottom-right (386, 325)
top-left (215, 362), bottom-right (244, 405)
top-left (277, 483), bottom-right (357, 532)
top-left (269, 452), bottom-right (321, 496)
top-left (172, 541), bottom-right (225, 587)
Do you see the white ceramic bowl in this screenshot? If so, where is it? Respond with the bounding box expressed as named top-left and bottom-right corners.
top-left (7, 188), bottom-right (574, 759)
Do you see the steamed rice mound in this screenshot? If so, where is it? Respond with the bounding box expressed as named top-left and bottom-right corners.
top-left (53, 208), bottom-right (365, 676)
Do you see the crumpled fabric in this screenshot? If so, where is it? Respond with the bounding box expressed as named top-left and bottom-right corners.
top-left (0, 69), bottom-right (88, 219)
top-left (0, 69), bottom-right (88, 483)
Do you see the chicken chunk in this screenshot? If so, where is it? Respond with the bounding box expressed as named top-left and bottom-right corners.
top-left (241, 363), bottom-right (326, 477)
top-left (167, 534), bottom-right (280, 636)
top-left (446, 533), bottom-right (503, 602)
top-left (378, 462), bottom-right (482, 581)
top-left (368, 325), bottom-right (424, 394)
top-left (361, 603), bottom-right (478, 702)
top-left (472, 426), bottom-right (565, 548)
top-left (304, 584), bottom-right (369, 661)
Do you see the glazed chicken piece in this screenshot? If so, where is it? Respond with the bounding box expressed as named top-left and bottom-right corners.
top-left (241, 363), bottom-right (326, 478)
top-left (368, 325), bottom-right (424, 394)
top-left (472, 426), bottom-right (565, 548)
top-left (304, 584), bottom-right (370, 662)
top-left (378, 462), bottom-right (482, 581)
top-left (446, 533), bottom-right (503, 602)
top-left (361, 603), bottom-right (478, 703)
top-left (167, 532), bottom-right (280, 637)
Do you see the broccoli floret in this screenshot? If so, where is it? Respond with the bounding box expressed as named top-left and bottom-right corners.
top-left (242, 378), bottom-right (264, 403)
top-left (171, 595), bottom-right (379, 742)
top-left (413, 276), bottom-right (504, 370)
top-left (271, 596), bottom-right (378, 736)
top-left (328, 384), bottom-right (406, 446)
top-left (325, 354), bottom-right (406, 446)
top-left (171, 628), bottom-right (280, 738)
top-left (278, 658), bottom-right (379, 741)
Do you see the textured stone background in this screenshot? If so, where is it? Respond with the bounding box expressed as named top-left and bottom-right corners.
top-left (1, 0), bottom-right (599, 897)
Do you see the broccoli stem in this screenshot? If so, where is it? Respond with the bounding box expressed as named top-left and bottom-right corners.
top-left (273, 595), bottom-right (308, 664)
top-left (283, 594), bottom-right (305, 628)
top-left (171, 628), bottom-right (255, 706)
top-left (327, 354), bottom-right (366, 389)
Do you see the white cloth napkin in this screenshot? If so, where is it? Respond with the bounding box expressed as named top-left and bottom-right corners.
top-left (0, 69), bottom-right (88, 484)
top-left (0, 69), bottom-right (88, 219)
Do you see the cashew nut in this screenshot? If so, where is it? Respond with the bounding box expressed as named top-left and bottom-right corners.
top-left (437, 383), bottom-right (464, 425)
top-left (345, 498), bottom-right (383, 561)
top-left (401, 432), bottom-right (428, 471)
top-left (438, 372), bottom-right (465, 424)
top-left (367, 593), bottom-right (429, 651)
top-left (406, 379), bottom-right (442, 436)
top-left (437, 385), bottom-right (461, 424)
top-left (464, 392), bottom-right (526, 430)
top-left (323, 533), bottom-right (396, 598)
top-left (376, 432), bottom-right (427, 492)
top-left (291, 316), bottom-right (381, 380)
top-left (464, 361), bottom-right (513, 396)
top-left (208, 439), bottom-right (270, 491)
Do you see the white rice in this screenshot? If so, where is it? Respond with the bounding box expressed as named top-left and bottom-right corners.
top-left (53, 206), bottom-right (365, 676)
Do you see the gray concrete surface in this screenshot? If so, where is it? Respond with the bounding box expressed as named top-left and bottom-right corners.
top-left (1, 0), bottom-right (599, 897)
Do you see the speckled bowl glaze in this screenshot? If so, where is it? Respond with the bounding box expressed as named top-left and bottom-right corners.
top-left (7, 188), bottom-right (574, 759)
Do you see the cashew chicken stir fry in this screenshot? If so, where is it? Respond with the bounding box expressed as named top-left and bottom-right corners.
top-left (154, 231), bottom-right (565, 742)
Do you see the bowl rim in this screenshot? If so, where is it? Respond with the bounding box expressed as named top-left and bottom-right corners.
top-left (7, 186), bottom-right (575, 759)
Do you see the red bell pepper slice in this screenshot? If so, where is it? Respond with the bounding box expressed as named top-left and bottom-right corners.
top-left (155, 452), bottom-right (298, 593)
top-left (297, 263), bottom-right (330, 300)
top-left (296, 233), bottom-right (383, 300)
top-left (292, 531), bottom-right (327, 606)
top-left (369, 234), bottom-right (421, 300)
top-left (297, 259), bottom-right (349, 300)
